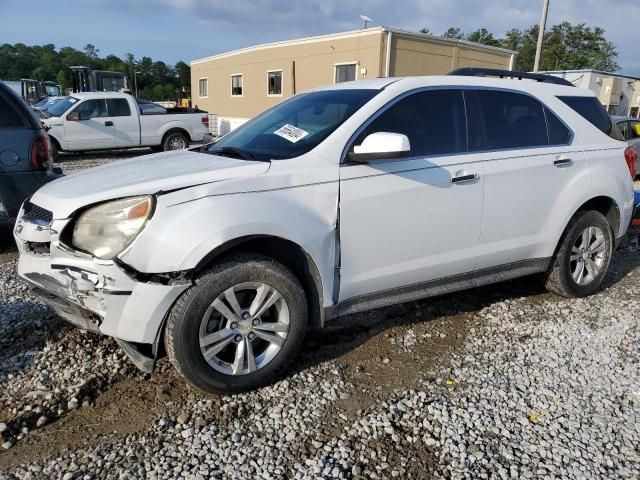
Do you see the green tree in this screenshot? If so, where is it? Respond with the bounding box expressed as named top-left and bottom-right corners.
top-left (466, 28), bottom-right (501, 47)
top-left (442, 27), bottom-right (463, 39)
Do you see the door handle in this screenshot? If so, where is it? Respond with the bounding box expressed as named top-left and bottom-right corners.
top-left (104, 121), bottom-right (114, 127)
top-left (553, 157), bottom-right (573, 167)
top-left (451, 171), bottom-right (479, 184)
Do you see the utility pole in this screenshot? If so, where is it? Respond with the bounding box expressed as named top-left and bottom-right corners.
top-left (533, 0), bottom-right (550, 72)
top-left (134, 70), bottom-right (140, 98)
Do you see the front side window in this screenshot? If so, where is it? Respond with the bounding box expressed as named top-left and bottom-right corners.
top-left (209, 89), bottom-right (378, 161)
top-left (617, 121), bottom-right (629, 140)
top-left (268, 71), bottom-right (282, 96)
top-left (107, 99), bottom-right (131, 117)
top-left (71, 99), bottom-right (108, 120)
top-left (199, 78), bottom-right (208, 97)
top-left (352, 89), bottom-right (467, 157)
top-left (335, 64), bottom-right (357, 84)
top-left (231, 75), bottom-right (243, 96)
top-left (476, 90), bottom-right (548, 149)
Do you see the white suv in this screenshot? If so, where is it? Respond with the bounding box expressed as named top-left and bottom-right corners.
top-left (14, 71), bottom-right (636, 393)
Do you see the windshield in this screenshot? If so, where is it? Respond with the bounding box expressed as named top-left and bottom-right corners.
top-left (44, 85), bottom-right (61, 96)
top-left (46, 96), bottom-right (80, 117)
top-left (209, 89), bottom-right (379, 161)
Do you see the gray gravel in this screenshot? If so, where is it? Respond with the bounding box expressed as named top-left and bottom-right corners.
top-left (1, 151), bottom-right (639, 478)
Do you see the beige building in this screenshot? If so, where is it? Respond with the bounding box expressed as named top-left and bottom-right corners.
top-left (191, 27), bottom-right (516, 134)
top-left (543, 70), bottom-right (640, 118)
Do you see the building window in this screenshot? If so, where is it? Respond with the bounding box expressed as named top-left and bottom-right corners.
top-left (231, 74), bottom-right (243, 96)
top-left (630, 107), bottom-right (639, 118)
top-left (268, 70), bottom-right (282, 96)
top-left (198, 78), bottom-right (208, 98)
top-left (335, 63), bottom-right (357, 83)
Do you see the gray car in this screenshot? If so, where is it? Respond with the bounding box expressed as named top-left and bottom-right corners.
top-left (0, 81), bottom-right (62, 225)
top-left (613, 116), bottom-right (640, 174)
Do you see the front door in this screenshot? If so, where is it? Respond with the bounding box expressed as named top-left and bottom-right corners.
top-left (64, 99), bottom-right (115, 150)
top-left (338, 89), bottom-right (484, 302)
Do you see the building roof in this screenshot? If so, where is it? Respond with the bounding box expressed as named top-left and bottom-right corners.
top-left (191, 26), bottom-right (517, 66)
top-left (541, 69), bottom-right (640, 82)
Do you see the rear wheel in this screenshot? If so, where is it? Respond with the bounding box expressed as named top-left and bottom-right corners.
top-left (545, 210), bottom-right (613, 297)
top-left (162, 131), bottom-right (189, 151)
top-left (165, 253), bottom-right (308, 394)
top-left (49, 138), bottom-right (59, 162)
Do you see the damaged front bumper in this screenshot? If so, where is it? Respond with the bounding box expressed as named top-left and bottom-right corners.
top-left (14, 206), bottom-right (191, 372)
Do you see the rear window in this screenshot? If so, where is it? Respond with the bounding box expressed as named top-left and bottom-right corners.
top-left (0, 94), bottom-right (25, 128)
top-left (108, 98), bottom-right (131, 117)
top-left (558, 96), bottom-right (623, 140)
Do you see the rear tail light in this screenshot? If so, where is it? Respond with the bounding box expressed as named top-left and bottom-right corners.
top-left (30, 133), bottom-right (52, 172)
top-left (624, 146), bottom-right (637, 179)
top-left (201, 115), bottom-right (209, 129)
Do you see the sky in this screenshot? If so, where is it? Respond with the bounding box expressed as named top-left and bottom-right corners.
top-left (0, 0), bottom-right (638, 75)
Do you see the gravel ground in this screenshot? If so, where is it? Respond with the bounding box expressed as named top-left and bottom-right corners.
top-left (0, 151), bottom-right (639, 479)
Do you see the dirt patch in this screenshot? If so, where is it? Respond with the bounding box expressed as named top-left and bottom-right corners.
top-left (0, 361), bottom-right (189, 470)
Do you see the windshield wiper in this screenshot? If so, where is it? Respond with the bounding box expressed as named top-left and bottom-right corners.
top-left (209, 146), bottom-right (267, 162)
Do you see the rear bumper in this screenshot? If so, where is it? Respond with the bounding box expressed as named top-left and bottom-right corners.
top-left (0, 169), bottom-right (62, 219)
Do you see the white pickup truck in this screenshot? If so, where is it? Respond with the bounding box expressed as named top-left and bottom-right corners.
top-left (41, 92), bottom-right (212, 157)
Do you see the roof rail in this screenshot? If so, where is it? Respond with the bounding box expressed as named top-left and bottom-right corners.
top-left (448, 67), bottom-right (574, 87)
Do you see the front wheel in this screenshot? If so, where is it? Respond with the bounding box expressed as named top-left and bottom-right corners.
top-left (162, 131), bottom-right (189, 151)
top-left (164, 253), bottom-right (308, 394)
top-left (545, 210), bottom-right (613, 298)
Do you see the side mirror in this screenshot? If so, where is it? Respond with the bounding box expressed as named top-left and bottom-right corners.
top-left (348, 132), bottom-right (411, 163)
top-left (67, 111), bottom-right (81, 121)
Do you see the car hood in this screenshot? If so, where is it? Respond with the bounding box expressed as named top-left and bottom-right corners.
top-left (31, 150), bottom-right (270, 218)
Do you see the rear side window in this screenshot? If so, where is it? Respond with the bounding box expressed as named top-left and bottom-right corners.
top-left (107, 99), bottom-right (131, 117)
top-left (544, 106), bottom-right (572, 145)
top-left (558, 96), bottom-right (623, 140)
top-left (0, 94), bottom-right (26, 129)
top-left (476, 90), bottom-right (548, 149)
top-left (355, 89), bottom-right (467, 157)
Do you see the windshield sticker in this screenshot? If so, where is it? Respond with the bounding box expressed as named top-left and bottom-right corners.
top-left (68, 98), bottom-right (77, 103)
top-left (273, 124), bottom-right (309, 143)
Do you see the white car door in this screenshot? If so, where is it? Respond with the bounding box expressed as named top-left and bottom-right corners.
top-left (338, 89), bottom-right (484, 302)
top-left (64, 99), bottom-right (116, 150)
top-left (467, 89), bottom-right (588, 270)
top-left (107, 98), bottom-right (141, 148)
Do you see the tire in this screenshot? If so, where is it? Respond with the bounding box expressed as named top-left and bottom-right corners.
top-left (162, 131), bottom-right (189, 151)
top-left (545, 210), bottom-right (613, 298)
top-left (49, 138), bottom-right (59, 162)
top-left (165, 253), bottom-right (308, 394)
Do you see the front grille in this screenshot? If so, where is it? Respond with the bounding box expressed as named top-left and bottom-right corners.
top-left (22, 202), bottom-right (53, 226)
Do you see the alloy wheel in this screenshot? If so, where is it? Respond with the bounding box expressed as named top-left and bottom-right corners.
top-left (199, 282), bottom-right (290, 375)
top-left (570, 225), bottom-right (607, 285)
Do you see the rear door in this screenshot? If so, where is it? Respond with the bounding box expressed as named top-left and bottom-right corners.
top-left (64, 99), bottom-right (115, 150)
top-left (467, 89), bottom-right (587, 270)
top-left (108, 98), bottom-right (140, 147)
top-left (338, 89), bottom-right (485, 301)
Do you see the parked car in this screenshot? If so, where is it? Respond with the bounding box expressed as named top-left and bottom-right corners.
top-left (613, 116), bottom-right (640, 174)
top-left (40, 92), bottom-right (212, 158)
top-left (14, 71), bottom-right (635, 393)
top-left (3, 79), bottom-right (47, 105)
top-left (0, 81), bottom-right (61, 225)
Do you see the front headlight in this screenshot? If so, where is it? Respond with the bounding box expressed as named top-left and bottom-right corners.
top-left (72, 196), bottom-right (154, 260)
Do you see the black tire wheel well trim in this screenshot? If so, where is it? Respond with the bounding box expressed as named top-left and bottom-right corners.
top-left (192, 235), bottom-right (324, 329)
